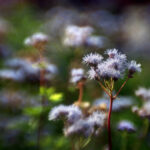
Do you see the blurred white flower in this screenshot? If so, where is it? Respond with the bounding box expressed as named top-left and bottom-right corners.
top-left (24, 32), bottom-right (49, 47)
top-left (70, 68), bottom-right (86, 84)
top-left (62, 25), bottom-right (93, 47)
top-left (117, 120), bottom-right (136, 132)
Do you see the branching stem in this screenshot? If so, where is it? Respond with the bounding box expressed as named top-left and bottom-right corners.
top-left (113, 78), bottom-right (129, 99)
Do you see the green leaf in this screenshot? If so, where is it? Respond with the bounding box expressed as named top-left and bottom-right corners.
top-left (49, 93), bottom-right (63, 102)
top-left (24, 106), bottom-right (43, 116)
top-left (40, 86), bottom-right (46, 95)
top-left (46, 87), bottom-right (55, 96)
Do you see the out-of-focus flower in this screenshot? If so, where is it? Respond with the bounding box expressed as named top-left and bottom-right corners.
top-left (135, 87), bottom-right (150, 101)
top-left (70, 68), bottom-right (86, 84)
top-left (2, 58), bottom-right (58, 83)
top-left (93, 96), bottom-right (133, 112)
top-left (85, 36), bottom-right (107, 48)
top-left (24, 32), bottom-right (49, 47)
top-left (0, 18), bottom-right (10, 36)
top-left (62, 25), bottom-right (93, 47)
top-left (117, 120), bottom-right (136, 132)
top-left (63, 110), bottom-right (106, 138)
top-left (133, 87), bottom-right (150, 119)
top-left (0, 69), bottom-right (24, 82)
top-left (49, 105), bottom-right (82, 124)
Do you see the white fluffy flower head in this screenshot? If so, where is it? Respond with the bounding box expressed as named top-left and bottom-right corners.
top-left (70, 68), bottom-right (86, 84)
top-left (24, 32), bottom-right (48, 47)
top-left (128, 60), bottom-right (141, 77)
top-left (83, 53), bottom-right (103, 66)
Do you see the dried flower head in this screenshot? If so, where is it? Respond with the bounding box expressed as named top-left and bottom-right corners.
top-left (117, 120), bottom-right (136, 132)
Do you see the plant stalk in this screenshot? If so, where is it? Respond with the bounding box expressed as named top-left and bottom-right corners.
top-left (108, 94), bottom-right (113, 150)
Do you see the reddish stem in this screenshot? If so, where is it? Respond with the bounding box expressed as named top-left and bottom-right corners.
top-left (108, 95), bottom-right (113, 150)
top-left (77, 82), bottom-right (84, 103)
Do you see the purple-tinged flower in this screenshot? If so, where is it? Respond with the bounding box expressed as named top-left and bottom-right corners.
top-left (24, 32), bottom-right (49, 47)
top-left (87, 111), bottom-right (106, 128)
top-left (117, 120), bottom-right (136, 132)
top-left (70, 68), bottom-right (86, 84)
top-left (49, 105), bottom-right (82, 124)
top-left (87, 68), bottom-right (98, 80)
top-left (83, 53), bottom-right (103, 67)
top-left (135, 87), bottom-right (150, 101)
top-left (64, 119), bottom-right (93, 138)
top-left (128, 60), bottom-right (141, 77)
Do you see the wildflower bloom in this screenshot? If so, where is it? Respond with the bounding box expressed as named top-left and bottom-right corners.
top-left (94, 96), bottom-right (133, 112)
top-left (70, 68), bottom-right (86, 84)
top-left (85, 36), bottom-right (107, 48)
top-left (63, 25), bottom-right (93, 47)
top-left (64, 119), bottom-right (93, 137)
top-left (64, 110), bottom-right (106, 138)
top-left (24, 32), bottom-right (49, 47)
top-left (128, 60), bottom-right (141, 77)
top-left (83, 49), bottom-right (141, 80)
top-left (133, 88), bottom-right (150, 119)
top-left (49, 105), bottom-right (82, 124)
top-left (117, 120), bottom-right (136, 132)
top-left (135, 87), bottom-right (150, 101)
top-left (83, 53), bottom-right (103, 67)
top-left (4, 58), bottom-right (57, 82)
top-left (83, 49), bottom-right (141, 150)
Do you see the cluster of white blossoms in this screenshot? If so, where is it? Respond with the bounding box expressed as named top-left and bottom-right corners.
top-left (70, 68), bottom-right (86, 84)
top-left (132, 87), bottom-right (150, 119)
top-left (83, 49), bottom-right (141, 80)
top-left (117, 120), bottom-right (136, 132)
top-left (49, 104), bottom-right (106, 138)
top-left (62, 25), bottom-right (93, 47)
top-left (24, 32), bottom-right (49, 47)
